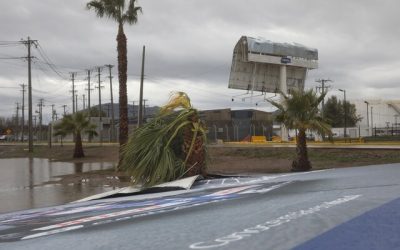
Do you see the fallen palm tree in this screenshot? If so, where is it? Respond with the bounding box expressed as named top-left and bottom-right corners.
top-left (119, 92), bottom-right (207, 186)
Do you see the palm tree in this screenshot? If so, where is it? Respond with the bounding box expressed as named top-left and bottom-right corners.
top-left (268, 89), bottom-right (332, 171)
top-left (54, 112), bottom-right (98, 158)
top-left (120, 92), bottom-right (207, 186)
top-left (86, 0), bottom-right (142, 148)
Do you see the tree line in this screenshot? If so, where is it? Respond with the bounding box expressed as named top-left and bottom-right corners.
top-left (323, 96), bottom-right (362, 128)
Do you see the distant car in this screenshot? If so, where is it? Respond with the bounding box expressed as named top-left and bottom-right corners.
top-left (0, 135), bottom-right (6, 141)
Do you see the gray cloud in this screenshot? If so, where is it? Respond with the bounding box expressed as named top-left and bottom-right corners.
top-left (1, 0), bottom-right (400, 120)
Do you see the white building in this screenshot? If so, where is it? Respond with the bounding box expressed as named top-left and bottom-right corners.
top-left (352, 99), bottom-right (400, 128)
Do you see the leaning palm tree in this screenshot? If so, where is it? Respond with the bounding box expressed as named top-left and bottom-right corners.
top-left (268, 89), bottom-right (332, 171)
top-left (119, 92), bottom-right (207, 186)
top-left (53, 112), bottom-right (98, 158)
top-left (86, 0), bottom-right (142, 148)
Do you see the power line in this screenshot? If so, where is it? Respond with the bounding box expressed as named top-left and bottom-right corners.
top-left (0, 56), bottom-right (24, 60)
top-left (0, 41), bottom-right (24, 44)
top-left (34, 43), bottom-right (69, 80)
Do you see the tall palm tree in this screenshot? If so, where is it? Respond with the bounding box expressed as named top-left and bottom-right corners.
top-left (268, 89), bottom-right (332, 171)
top-left (54, 112), bottom-right (98, 158)
top-left (120, 92), bottom-right (207, 186)
top-left (86, 0), bottom-right (142, 148)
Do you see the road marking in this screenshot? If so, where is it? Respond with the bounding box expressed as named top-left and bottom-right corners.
top-left (189, 195), bottom-right (361, 249)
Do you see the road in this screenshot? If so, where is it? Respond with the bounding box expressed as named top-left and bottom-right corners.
top-left (1, 163), bottom-right (400, 249)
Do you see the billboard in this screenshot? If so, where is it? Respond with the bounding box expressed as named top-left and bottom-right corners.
top-left (228, 36), bottom-right (318, 93)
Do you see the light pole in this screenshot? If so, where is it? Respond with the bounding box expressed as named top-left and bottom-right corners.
top-left (364, 101), bottom-right (369, 136)
top-left (364, 101), bottom-right (369, 127)
top-left (339, 89), bottom-right (347, 139)
top-left (371, 106), bottom-right (374, 136)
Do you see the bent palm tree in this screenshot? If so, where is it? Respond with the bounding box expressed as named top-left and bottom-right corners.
top-left (54, 112), bottom-right (98, 158)
top-left (268, 89), bottom-right (332, 171)
top-left (86, 0), bottom-right (142, 148)
top-left (120, 92), bottom-right (207, 186)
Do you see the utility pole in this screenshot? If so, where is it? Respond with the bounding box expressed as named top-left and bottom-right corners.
top-left (143, 99), bottom-right (148, 120)
top-left (105, 64), bottom-right (115, 142)
top-left (15, 103), bottom-right (20, 139)
top-left (33, 115), bottom-right (37, 140)
top-left (82, 94), bottom-right (86, 110)
top-left (51, 104), bottom-right (55, 122)
top-left (85, 69), bottom-right (94, 117)
top-left (95, 67), bottom-right (104, 144)
top-left (22, 37), bottom-right (37, 152)
top-left (138, 45), bottom-right (146, 127)
top-left (75, 94), bottom-right (78, 112)
top-left (20, 84), bottom-right (26, 141)
top-left (132, 101), bottom-right (135, 120)
top-left (36, 99), bottom-right (44, 141)
top-left (95, 67), bottom-right (104, 121)
top-left (70, 72), bottom-right (76, 114)
top-left (62, 105), bottom-right (67, 117)
top-left (315, 79), bottom-right (332, 116)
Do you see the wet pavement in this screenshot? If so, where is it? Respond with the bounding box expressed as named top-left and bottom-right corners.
top-left (0, 158), bottom-right (121, 214)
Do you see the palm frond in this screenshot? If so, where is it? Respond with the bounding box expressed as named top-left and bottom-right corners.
top-left (120, 112), bottom-right (188, 186)
top-left (87, 0), bottom-right (123, 22)
top-left (86, 0), bottom-right (106, 17)
top-left (120, 91), bottom-right (206, 187)
top-left (159, 92), bottom-right (192, 115)
top-left (123, 0), bottom-right (142, 24)
top-left (53, 112), bottom-right (97, 137)
top-left (268, 88), bottom-right (332, 133)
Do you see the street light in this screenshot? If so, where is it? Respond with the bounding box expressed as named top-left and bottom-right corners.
top-left (364, 101), bottom-right (369, 127)
top-left (338, 89), bottom-right (347, 139)
top-left (371, 106), bottom-right (374, 136)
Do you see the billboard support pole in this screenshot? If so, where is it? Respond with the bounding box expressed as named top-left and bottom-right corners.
top-left (280, 64), bottom-right (289, 142)
top-left (250, 63), bottom-right (257, 103)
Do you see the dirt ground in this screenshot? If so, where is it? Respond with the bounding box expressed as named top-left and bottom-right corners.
top-left (1, 143), bottom-right (400, 185)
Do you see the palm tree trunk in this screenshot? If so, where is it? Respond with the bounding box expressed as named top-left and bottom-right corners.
top-left (117, 22), bottom-right (128, 169)
top-left (117, 22), bottom-right (128, 147)
top-left (182, 115), bottom-right (207, 177)
top-left (74, 132), bottom-right (85, 158)
top-left (292, 128), bottom-right (311, 171)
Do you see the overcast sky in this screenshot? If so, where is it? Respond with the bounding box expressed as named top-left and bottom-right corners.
top-left (1, 0), bottom-right (400, 121)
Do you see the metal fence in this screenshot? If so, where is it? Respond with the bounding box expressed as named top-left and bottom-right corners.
top-left (206, 123), bottom-right (273, 142)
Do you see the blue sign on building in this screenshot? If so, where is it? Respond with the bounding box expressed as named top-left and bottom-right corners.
top-left (281, 57), bottom-right (291, 64)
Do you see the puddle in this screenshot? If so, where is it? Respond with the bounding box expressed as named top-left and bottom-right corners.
top-left (0, 158), bottom-right (121, 214)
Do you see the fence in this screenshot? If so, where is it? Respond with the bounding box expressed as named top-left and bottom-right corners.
top-left (206, 123), bottom-right (273, 143)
